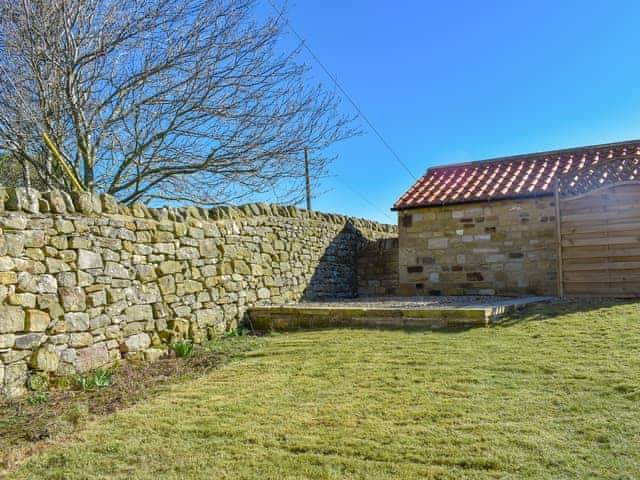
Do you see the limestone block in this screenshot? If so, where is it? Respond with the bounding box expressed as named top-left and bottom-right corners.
top-left (14, 333), bottom-right (46, 350)
top-left (59, 287), bottom-right (87, 312)
top-left (158, 260), bottom-right (182, 275)
top-left (7, 293), bottom-right (36, 308)
top-left (23, 230), bottom-right (45, 248)
top-left (122, 332), bottom-right (151, 353)
top-left (0, 213), bottom-right (28, 230)
top-left (6, 188), bottom-right (40, 213)
top-left (57, 272), bottom-right (77, 288)
top-left (4, 234), bottom-right (25, 256)
top-left (125, 304), bottom-right (153, 322)
top-left (177, 247), bottom-right (199, 260)
top-left (69, 332), bottom-right (93, 348)
top-left (3, 361), bottom-right (27, 397)
top-left (69, 237), bottom-right (91, 249)
top-left (87, 290), bottom-right (107, 307)
top-left (29, 345), bottom-right (60, 372)
top-left (104, 262), bottom-right (130, 279)
top-left (232, 260), bottom-right (251, 275)
top-left (65, 312), bottom-right (90, 332)
top-left (0, 334), bottom-right (15, 349)
top-left (78, 271), bottom-right (94, 287)
top-left (0, 306), bottom-right (25, 333)
top-left (75, 343), bottom-right (109, 373)
top-left (144, 348), bottom-right (165, 363)
top-left (183, 280), bottom-right (203, 294)
top-left (25, 309), bottom-right (50, 332)
top-left (135, 264), bottom-right (157, 282)
top-left (42, 190), bottom-right (67, 213)
top-left (55, 219), bottom-right (75, 234)
top-left (90, 314), bottom-right (110, 330)
top-left (0, 272), bottom-right (18, 285)
top-left (17, 272), bottom-right (57, 294)
top-left (70, 191), bottom-right (97, 214)
top-left (101, 194), bottom-right (119, 213)
top-left (427, 237), bottom-right (448, 249)
top-left (0, 256), bottom-right (15, 272)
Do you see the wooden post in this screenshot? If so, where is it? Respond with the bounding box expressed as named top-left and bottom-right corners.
top-left (554, 180), bottom-right (564, 298)
top-left (304, 147), bottom-right (312, 211)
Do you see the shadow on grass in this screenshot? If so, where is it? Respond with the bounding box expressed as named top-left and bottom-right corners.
top-left (248, 324), bottom-right (476, 336)
top-left (492, 297), bottom-right (639, 328)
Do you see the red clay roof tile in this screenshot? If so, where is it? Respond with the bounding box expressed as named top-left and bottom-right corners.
top-left (393, 140), bottom-right (640, 210)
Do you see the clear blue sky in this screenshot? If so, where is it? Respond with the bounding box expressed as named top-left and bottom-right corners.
top-left (265, 0), bottom-right (640, 223)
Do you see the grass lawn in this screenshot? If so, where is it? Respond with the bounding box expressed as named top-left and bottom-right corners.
top-left (9, 300), bottom-right (640, 479)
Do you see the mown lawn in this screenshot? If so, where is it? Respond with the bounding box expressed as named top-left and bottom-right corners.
top-left (9, 300), bottom-right (640, 479)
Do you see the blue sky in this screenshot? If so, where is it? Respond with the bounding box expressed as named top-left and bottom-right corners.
top-left (264, 0), bottom-right (640, 223)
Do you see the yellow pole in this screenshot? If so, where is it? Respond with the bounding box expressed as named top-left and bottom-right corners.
top-left (41, 132), bottom-right (86, 192)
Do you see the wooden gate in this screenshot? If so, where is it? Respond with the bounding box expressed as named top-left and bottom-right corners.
top-left (558, 182), bottom-right (640, 297)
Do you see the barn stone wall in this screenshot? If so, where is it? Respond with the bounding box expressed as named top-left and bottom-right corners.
top-left (0, 188), bottom-right (396, 398)
top-left (397, 197), bottom-right (558, 297)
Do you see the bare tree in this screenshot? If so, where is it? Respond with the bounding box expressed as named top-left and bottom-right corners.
top-left (0, 0), bottom-right (356, 205)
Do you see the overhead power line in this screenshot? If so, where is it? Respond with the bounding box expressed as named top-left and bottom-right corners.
top-left (335, 177), bottom-right (395, 222)
top-left (268, 1), bottom-right (418, 181)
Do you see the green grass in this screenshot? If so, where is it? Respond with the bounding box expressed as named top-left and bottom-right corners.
top-left (10, 300), bottom-right (640, 479)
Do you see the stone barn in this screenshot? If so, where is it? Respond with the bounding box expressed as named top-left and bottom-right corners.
top-left (393, 140), bottom-right (640, 298)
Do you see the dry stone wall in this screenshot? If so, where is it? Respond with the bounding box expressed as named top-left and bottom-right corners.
top-left (356, 238), bottom-right (399, 297)
top-left (398, 197), bottom-right (558, 296)
top-left (0, 188), bottom-right (396, 398)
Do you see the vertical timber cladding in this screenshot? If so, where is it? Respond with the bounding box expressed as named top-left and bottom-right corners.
top-left (560, 182), bottom-right (640, 297)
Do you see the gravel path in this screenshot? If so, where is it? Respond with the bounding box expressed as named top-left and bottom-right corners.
top-left (293, 295), bottom-right (553, 310)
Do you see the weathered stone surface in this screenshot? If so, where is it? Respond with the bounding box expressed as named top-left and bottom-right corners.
top-left (158, 261), bottom-right (182, 275)
top-left (125, 305), bottom-right (153, 322)
top-left (0, 271), bottom-right (17, 285)
top-left (46, 258), bottom-right (71, 273)
top-left (17, 272), bottom-right (58, 294)
top-left (29, 345), bottom-right (59, 372)
top-left (6, 188), bottom-right (40, 213)
top-left (75, 343), bottom-right (109, 373)
top-left (87, 290), bottom-right (107, 307)
top-left (3, 361), bottom-right (27, 397)
top-left (0, 334), bottom-right (15, 349)
top-left (144, 348), bottom-right (165, 363)
top-left (68, 332), bottom-right (92, 348)
top-left (136, 264), bottom-right (157, 282)
top-left (43, 190), bottom-right (68, 213)
top-left (0, 213), bottom-right (28, 230)
top-left (123, 333), bottom-right (151, 353)
top-left (14, 333), bottom-right (46, 350)
top-left (60, 287), bottom-right (87, 312)
top-left (65, 312), bottom-right (90, 332)
top-left (0, 257), bottom-right (15, 272)
top-left (0, 306), bottom-right (25, 333)
top-left (78, 249), bottom-right (104, 270)
top-left (158, 275), bottom-right (176, 295)
top-left (104, 262), bottom-right (130, 279)
top-left (25, 309), bottom-right (50, 332)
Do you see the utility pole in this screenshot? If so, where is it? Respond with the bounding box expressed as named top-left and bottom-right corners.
top-left (304, 146), bottom-right (312, 211)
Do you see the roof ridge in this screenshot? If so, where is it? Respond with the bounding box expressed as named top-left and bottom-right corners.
top-left (427, 138), bottom-right (640, 172)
